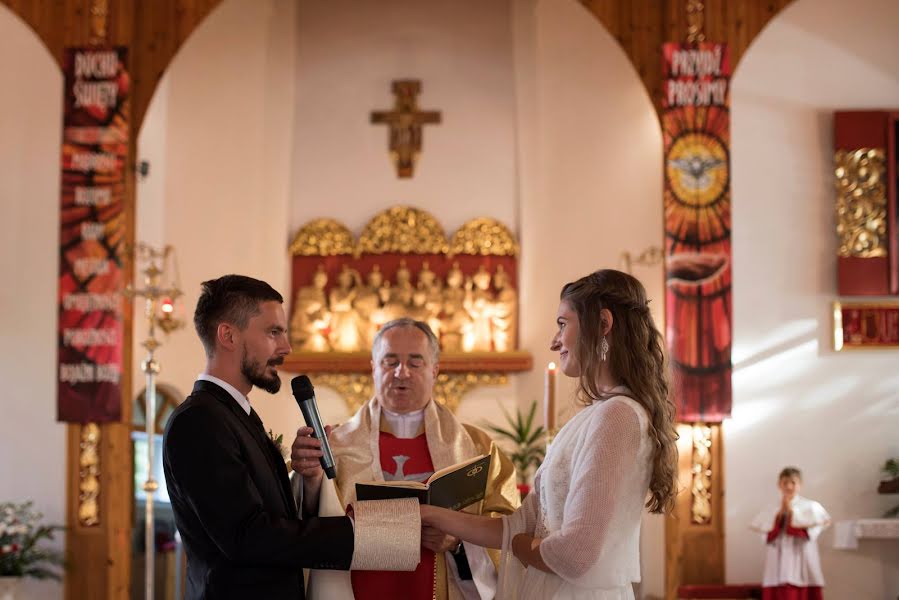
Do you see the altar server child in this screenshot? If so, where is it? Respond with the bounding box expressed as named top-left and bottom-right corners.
top-left (750, 466), bottom-right (831, 600)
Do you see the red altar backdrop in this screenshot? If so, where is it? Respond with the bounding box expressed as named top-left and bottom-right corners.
top-left (57, 47), bottom-right (129, 423)
top-left (661, 42), bottom-right (732, 422)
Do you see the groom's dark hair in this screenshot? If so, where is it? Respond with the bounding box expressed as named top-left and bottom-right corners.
top-left (194, 275), bottom-right (283, 357)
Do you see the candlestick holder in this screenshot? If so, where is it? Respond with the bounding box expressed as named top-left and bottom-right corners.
top-left (124, 243), bottom-right (183, 600)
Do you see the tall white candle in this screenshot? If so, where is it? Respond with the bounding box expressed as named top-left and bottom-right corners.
top-left (544, 362), bottom-right (557, 432)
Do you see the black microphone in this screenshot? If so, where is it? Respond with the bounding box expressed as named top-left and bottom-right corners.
top-left (291, 375), bottom-right (337, 480)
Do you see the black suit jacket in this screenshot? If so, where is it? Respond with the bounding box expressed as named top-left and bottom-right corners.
top-left (163, 380), bottom-right (354, 599)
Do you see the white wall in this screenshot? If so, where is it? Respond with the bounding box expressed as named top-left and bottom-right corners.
top-left (729, 0), bottom-right (899, 596)
top-left (135, 0), bottom-right (299, 430)
top-left (288, 0), bottom-right (518, 235)
top-left (0, 6), bottom-right (65, 600)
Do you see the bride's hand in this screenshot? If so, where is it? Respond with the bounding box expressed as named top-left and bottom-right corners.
top-left (512, 533), bottom-right (535, 567)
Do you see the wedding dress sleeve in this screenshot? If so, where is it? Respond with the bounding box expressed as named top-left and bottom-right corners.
top-left (538, 399), bottom-right (642, 582)
top-left (496, 482), bottom-right (540, 597)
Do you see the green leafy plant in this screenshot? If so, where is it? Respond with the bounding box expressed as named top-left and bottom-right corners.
top-left (483, 400), bottom-right (546, 485)
top-left (268, 429), bottom-right (288, 460)
top-left (0, 501), bottom-right (64, 580)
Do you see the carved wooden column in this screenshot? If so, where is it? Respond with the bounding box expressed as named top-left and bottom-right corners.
top-left (58, 3), bottom-right (136, 598)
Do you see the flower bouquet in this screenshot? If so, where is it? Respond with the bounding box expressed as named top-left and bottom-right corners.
top-left (0, 502), bottom-right (64, 581)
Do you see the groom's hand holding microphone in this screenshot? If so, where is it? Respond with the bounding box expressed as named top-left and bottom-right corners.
top-left (290, 375), bottom-right (336, 515)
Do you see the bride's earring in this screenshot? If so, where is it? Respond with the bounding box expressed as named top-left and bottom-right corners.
top-left (601, 335), bottom-right (609, 362)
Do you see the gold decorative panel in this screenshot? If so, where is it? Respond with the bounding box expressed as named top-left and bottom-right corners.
top-left (357, 206), bottom-right (449, 255)
top-left (289, 206), bottom-right (524, 355)
top-left (316, 374), bottom-right (374, 414)
top-left (89, 0), bottom-right (109, 43)
top-left (78, 423), bottom-right (101, 527)
top-left (434, 373), bottom-right (507, 412)
top-left (685, 0), bottom-right (705, 43)
top-left (287, 206), bottom-right (528, 405)
top-left (690, 423), bottom-right (712, 525)
top-left (449, 218), bottom-right (520, 257)
top-left (289, 218), bottom-right (355, 257)
top-left (317, 372), bottom-right (507, 414)
top-left (835, 148), bottom-right (887, 258)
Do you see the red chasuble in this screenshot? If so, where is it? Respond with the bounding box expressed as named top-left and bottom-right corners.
top-left (352, 432), bottom-right (435, 599)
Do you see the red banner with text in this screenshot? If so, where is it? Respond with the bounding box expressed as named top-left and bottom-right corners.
top-left (662, 42), bottom-right (732, 422)
top-left (57, 47), bottom-right (129, 423)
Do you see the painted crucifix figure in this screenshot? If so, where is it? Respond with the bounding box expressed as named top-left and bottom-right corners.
top-left (370, 79), bottom-right (441, 178)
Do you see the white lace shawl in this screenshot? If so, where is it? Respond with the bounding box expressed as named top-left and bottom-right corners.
top-left (498, 394), bottom-right (652, 596)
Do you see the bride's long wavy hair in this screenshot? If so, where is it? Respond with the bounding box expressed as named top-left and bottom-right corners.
top-left (560, 269), bottom-right (678, 514)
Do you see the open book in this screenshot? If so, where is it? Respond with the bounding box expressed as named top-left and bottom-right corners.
top-left (355, 454), bottom-right (490, 511)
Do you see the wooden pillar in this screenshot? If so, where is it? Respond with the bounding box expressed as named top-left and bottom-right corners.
top-left (666, 423), bottom-right (726, 598)
top-left (55, 3), bottom-right (137, 599)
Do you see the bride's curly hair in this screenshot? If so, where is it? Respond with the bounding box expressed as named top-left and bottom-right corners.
top-left (560, 269), bottom-right (678, 514)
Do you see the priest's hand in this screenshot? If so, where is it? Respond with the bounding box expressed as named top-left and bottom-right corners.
top-left (290, 425), bottom-right (333, 514)
top-left (421, 525), bottom-right (461, 554)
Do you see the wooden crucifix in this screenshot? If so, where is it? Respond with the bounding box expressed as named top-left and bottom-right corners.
top-left (370, 80), bottom-right (441, 178)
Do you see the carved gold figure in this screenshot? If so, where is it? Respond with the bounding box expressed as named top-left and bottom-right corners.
top-left (418, 261), bottom-right (444, 337)
top-left (407, 287), bottom-right (431, 324)
top-left (354, 265), bottom-right (387, 348)
top-left (491, 265), bottom-right (517, 352)
top-left (328, 266), bottom-right (363, 352)
top-left (382, 260), bottom-right (414, 323)
top-left (290, 265), bottom-right (331, 351)
top-left (463, 265), bottom-right (494, 352)
top-left (441, 262), bottom-right (471, 352)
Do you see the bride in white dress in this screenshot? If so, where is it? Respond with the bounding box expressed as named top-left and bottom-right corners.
top-left (421, 269), bottom-right (679, 599)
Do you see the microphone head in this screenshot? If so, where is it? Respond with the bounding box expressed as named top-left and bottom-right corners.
top-left (291, 375), bottom-right (314, 399)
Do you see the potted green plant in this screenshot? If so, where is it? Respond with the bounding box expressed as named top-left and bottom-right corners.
top-left (0, 501), bottom-right (64, 599)
top-left (483, 400), bottom-right (546, 497)
top-left (879, 458), bottom-right (899, 518)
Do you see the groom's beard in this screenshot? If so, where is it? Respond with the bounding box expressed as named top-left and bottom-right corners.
top-left (241, 345), bottom-right (284, 394)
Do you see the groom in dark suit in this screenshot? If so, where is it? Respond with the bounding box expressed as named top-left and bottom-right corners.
top-left (163, 275), bottom-right (354, 599)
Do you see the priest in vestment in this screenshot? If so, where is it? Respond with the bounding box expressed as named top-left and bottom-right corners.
top-left (293, 318), bottom-right (520, 599)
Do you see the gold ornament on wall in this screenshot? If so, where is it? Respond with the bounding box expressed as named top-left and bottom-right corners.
top-left (289, 218), bottom-right (356, 257)
top-left (434, 373), bottom-right (507, 413)
top-left (690, 423), bottom-right (713, 525)
top-left (835, 148), bottom-right (887, 258)
top-left (89, 0), bottom-right (109, 45)
top-left (449, 217), bottom-right (520, 257)
top-left (316, 374), bottom-right (375, 414)
top-left (78, 423), bottom-right (101, 527)
top-left (357, 206), bottom-right (449, 255)
top-left (316, 372), bottom-right (507, 414)
top-left (685, 0), bottom-right (706, 43)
